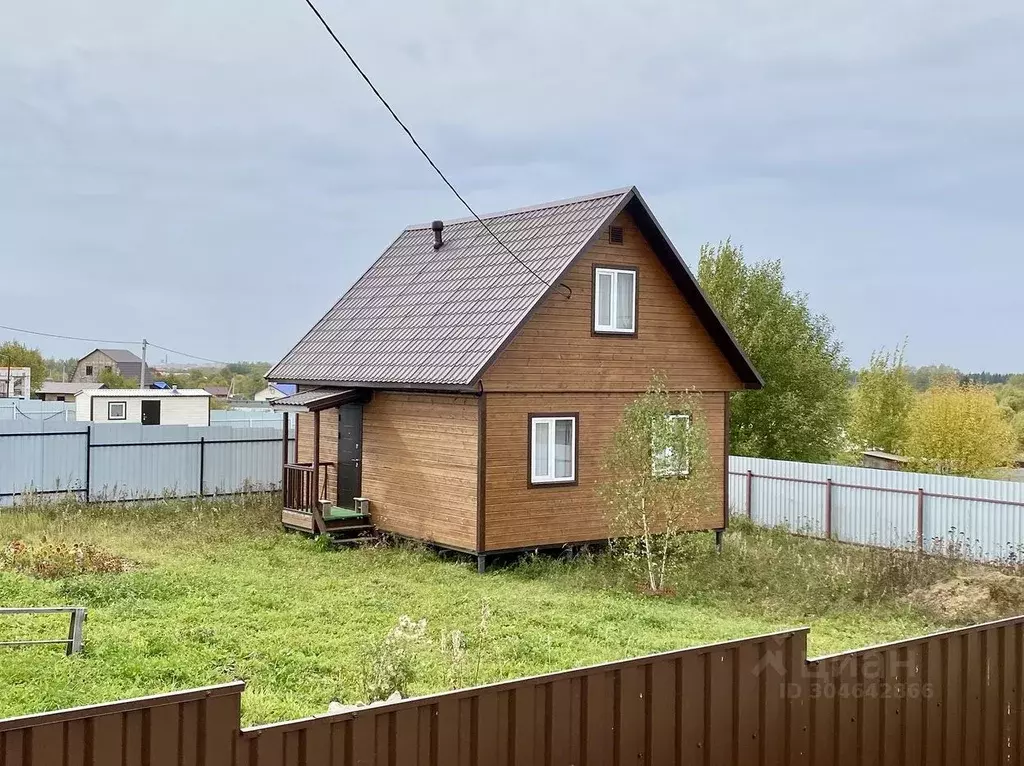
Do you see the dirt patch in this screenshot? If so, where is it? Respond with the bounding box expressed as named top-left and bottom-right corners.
top-left (908, 570), bottom-right (1024, 622)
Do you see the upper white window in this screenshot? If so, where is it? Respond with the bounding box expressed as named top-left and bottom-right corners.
top-left (652, 413), bottom-right (691, 477)
top-left (108, 401), bottom-right (127, 420)
top-left (530, 415), bottom-right (577, 484)
top-left (594, 267), bottom-right (636, 333)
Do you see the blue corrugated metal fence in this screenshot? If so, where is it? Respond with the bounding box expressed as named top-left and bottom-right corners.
top-left (0, 420), bottom-right (295, 506)
top-left (729, 455), bottom-right (1024, 563)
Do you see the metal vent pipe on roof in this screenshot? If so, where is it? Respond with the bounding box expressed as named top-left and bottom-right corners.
top-left (431, 220), bottom-right (444, 250)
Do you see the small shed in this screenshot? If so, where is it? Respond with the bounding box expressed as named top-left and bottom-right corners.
top-left (861, 450), bottom-right (912, 471)
top-left (76, 389), bottom-right (211, 425)
top-left (35, 382), bottom-right (104, 403)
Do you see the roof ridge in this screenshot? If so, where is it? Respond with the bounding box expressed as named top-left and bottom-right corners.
top-left (405, 186), bottom-right (634, 230)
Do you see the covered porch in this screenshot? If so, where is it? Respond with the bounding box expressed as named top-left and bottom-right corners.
top-left (271, 387), bottom-right (372, 539)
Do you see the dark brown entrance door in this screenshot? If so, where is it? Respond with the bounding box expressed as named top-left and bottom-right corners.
top-left (337, 403), bottom-right (363, 509)
top-left (141, 400), bottom-right (161, 425)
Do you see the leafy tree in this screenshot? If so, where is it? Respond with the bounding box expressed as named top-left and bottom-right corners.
top-left (97, 368), bottom-right (138, 389)
top-left (697, 241), bottom-right (851, 462)
top-left (231, 372), bottom-right (267, 399)
top-left (43, 355), bottom-right (79, 382)
top-left (906, 364), bottom-right (960, 392)
top-left (905, 382), bottom-right (1017, 476)
top-left (1012, 411), bottom-right (1024, 453)
top-left (0, 341), bottom-right (47, 394)
top-left (995, 384), bottom-right (1024, 415)
top-left (599, 379), bottom-right (717, 594)
top-left (849, 342), bottom-right (914, 453)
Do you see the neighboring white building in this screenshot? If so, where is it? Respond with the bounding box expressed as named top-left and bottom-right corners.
top-left (76, 389), bottom-right (212, 425)
top-left (253, 383), bottom-right (296, 401)
top-left (0, 367), bottom-right (31, 398)
top-left (36, 381), bottom-right (102, 403)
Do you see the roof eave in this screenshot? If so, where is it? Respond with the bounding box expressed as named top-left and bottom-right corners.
top-left (267, 378), bottom-right (481, 395)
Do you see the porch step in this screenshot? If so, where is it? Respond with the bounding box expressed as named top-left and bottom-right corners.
top-left (322, 506), bottom-right (369, 522)
top-left (326, 524), bottom-right (377, 546)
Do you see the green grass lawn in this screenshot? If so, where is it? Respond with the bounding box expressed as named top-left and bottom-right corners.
top-left (0, 494), bottom-right (996, 725)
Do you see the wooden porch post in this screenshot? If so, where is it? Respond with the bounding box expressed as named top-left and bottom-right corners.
top-left (312, 410), bottom-right (321, 486)
top-left (281, 412), bottom-right (289, 467)
top-left (311, 409), bottom-right (325, 533)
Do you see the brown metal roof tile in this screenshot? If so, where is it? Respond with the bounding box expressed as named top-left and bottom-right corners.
top-left (268, 189), bottom-right (632, 387)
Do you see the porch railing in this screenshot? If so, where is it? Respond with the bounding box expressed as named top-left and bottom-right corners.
top-left (282, 462), bottom-right (332, 513)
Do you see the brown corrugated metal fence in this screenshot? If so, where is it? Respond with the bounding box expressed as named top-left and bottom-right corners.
top-left (3, 617), bottom-right (1022, 765)
top-left (0, 683), bottom-right (241, 766)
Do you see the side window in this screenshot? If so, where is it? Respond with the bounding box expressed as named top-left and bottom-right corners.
top-left (529, 414), bottom-right (577, 485)
top-left (85, 365), bottom-right (94, 376)
top-left (593, 267), bottom-right (636, 334)
top-left (652, 413), bottom-right (691, 477)
top-left (107, 401), bottom-right (127, 420)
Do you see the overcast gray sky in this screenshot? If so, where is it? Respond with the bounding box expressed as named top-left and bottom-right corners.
top-left (2, 1), bottom-right (1021, 370)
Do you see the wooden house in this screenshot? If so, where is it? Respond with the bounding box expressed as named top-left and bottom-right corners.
top-left (73, 349), bottom-right (151, 386)
top-left (268, 187), bottom-right (762, 569)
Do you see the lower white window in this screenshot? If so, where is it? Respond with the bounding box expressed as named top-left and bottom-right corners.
top-left (530, 415), bottom-right (577, 484)
top-left (652, 413), bottom-right (691, 477)
top-left (107, 401), bottom-right (127, 420)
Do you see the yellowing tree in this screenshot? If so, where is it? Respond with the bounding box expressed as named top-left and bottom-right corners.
top-left (905, 383), bottom-right (1017, 476)
top-left (850, 343), bottom-right (914, 453)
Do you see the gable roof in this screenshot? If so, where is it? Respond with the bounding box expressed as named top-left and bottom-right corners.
top-left (92, 349), bottom-right (143, 365)
top-left (268, 187), bottom-right (762, 390)
top-left (39, 381), bottom-right (101, 395)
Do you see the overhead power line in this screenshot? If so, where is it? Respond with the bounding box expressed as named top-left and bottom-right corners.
top-left (299, 0), bottom-right (571, 298)
top-left (0, 323), bottom-right (135, 346)
top-left (0, 323), bottom-right (226, 366)
top-left (147, 343), bottom-right (226, 366)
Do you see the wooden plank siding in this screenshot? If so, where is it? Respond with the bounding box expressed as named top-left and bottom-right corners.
top-left (361, 392), bottom-right (479, 551)
top-left (480, 210), bottom-right (744, 394)
top-left (483, 391), bottom-right (726, 551)
top-left (477, 209), bottom-right (739, 552)
top-left (296, 408), bottom-right (339, 504)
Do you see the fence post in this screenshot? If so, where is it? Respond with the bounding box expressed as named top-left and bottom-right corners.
top-left (916, 488), bottom-right (925, 551)
top-left (745, 470), bottom-right (753, 519)
top-left (824, 479), bottom-right (833, 540)
top-left (66, 607), bottom-right (86, 656)
top-left (281, 412), bottom-right (289, 481)
top-left (84, 425), bottom-right (91, 502)
top-left (198, 437), bottom-right (206, 497)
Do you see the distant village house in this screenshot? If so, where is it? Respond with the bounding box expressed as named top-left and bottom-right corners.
top-left (0, 367), bottom-right (31, 398)
top-left (254, 383), bottom-right (297, 402)
top-left (204, 385), bottom-right (232, 400)
top-left (73, 348), bottom-right (151, 386)
top-left (35, 381), bottom-right (103, 403)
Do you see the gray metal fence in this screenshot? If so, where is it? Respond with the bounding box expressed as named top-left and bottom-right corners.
top-left (0, 398), bottom-right (285, 426)
top-left (0, 420), bottom-right (294, 506)
top-left (729, 455), bottom-right (1024, 563)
